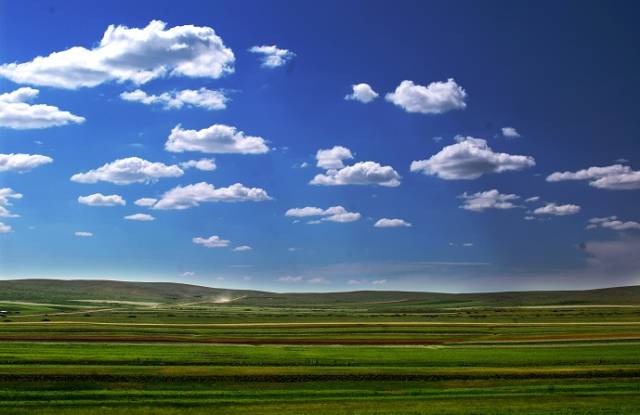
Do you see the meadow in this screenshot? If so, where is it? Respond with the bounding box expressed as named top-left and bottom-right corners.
top-left (0, 280), bottom-right (638, 414)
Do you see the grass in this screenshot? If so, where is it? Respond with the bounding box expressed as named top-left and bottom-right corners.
top-left (0, 280), bottom-right (639, 413)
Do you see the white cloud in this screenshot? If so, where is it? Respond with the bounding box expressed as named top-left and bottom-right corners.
top-left (385, 79), bottom-right (467, 114)
top-left (501, 127), bottom-right (521, 138)
top-left (316, 146), bottom-right (353, 169)
top-left (310, 161), bottom-right (401, 187)
top-left (70, 157), bottom-right (183, 185)
top-left (166, 124), bottom-right (269, 154)
top-left (348, 279), bottom-right (367, 285)
top-left (345, 83), bottom-right (378, 103)
top-left (0, 87), bottom-right (84, 129)
top-left (0, 20), bottom-right (234, 89)
top-left (180, 158), bottom-right (217, 171)
top-left (411, 137), bottom-right (535, 180)
top-left (371, 279), bottom-right (387, 285)
top-left (134, 197), bottom-right (157, 207)
top-left (277, 275), bottom-right (303, 283)
top-left (193, 235), bottom-right (230, 248)
top-left (124, 213), bottom-right (155, 221)
top-left (285, 205), bottom-right (361, 223)
top-left (120, 88), bottom-right (228, 110)
top-left (74, 231), bottom-right (93, 237)
top-left (0, 188), bottom-right (23, 218)
top-left (525, 196), bottom-right (540, 203)
top-left (78, 193), bottom-right (126, 207)
top-left (462, 242), bottom-right (474, 247)
top-left (248, 45), bottom-right (295, 68)
top-left (587, 216), bottom-right (640, 231)
top-left (374, 218), bottom-right (412, 228)
top-left (458, 189), bottom-right (520, 212)
top-left (308, 277), bottom-right (330, 284)
top-left (546, 164), bottom-right (640, 190)
top-left (180, 271), bottom-right (195, 277)
top-left (233, 245), bottom-right (252, 252)
top-left (0, 222), bottom-right (12, 233)
top-left (0, 153), bottom-right (53, 172)
top-left (153, 182), bottom-right (271, 210)
top-left (533, 203), bottom-right (581, 216)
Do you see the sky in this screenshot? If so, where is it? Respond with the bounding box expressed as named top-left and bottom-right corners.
top-left (0, 0), bottom-right (639, 293)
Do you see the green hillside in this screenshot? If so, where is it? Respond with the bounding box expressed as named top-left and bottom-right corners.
top-left (0, 279), bottom-right (639, 307)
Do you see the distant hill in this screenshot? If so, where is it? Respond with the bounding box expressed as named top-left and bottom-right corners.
top-left (0, 279), bottom-right (639, 307)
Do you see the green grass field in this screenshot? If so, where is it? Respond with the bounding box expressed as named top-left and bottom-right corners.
top-left (0, 279), bottom-right (638, 414)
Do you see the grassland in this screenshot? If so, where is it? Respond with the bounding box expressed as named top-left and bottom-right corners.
top-left (0, 279), bottom-right (638, 414)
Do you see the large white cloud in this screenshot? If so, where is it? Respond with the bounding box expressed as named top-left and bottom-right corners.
top-left (120, 88), bottom-right (227, 110)
top-left (533, 203), bottom-right (581, 216)
top-left (165, 124), bottom-right (269, 154)
top-left (310, 161), bottom-right (401, 187)
top-left (546, 164), bottom-right (640, 190)
top-left (248, 45), bottom-right (295, 68)
top-left (0, 87), bottom-right (84, 129)
top-left (285, 205), bottom-right (361, 223)
top-left (0, 20), bottom-right (234, 89)
top-left (153, 182), bottom-right (271, 210)
top-left (374, 218), bottom-right (412, 228)
top-left (0, 222), bottom-right (12, 233)
top-left (193, 235), bottom-right (230, 248)
top-left (458, 189), bottom-right (520, 212)
top-left (0, 188), bottom-right (22, 218)
top-left (78, 193), bottom-right (126, 207)
top-left (411, 137), bottom-right (535, 180)
top-left (70, 157), bottom-right (183, 185)
top-left (587, 216), bottom-right (640, 231)
top-left (315, 146), bottom-right (353, 169)
top-left (345, 83), bottom-right (379, 103)
top-left (0, 153), bottom-right (53, 172)
top-left (385, 79), bottom-right (467, 114)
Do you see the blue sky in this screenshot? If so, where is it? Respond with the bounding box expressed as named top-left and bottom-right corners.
top-left (1, 0), bottom-right (639, 292)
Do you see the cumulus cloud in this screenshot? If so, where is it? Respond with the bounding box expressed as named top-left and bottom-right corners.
top-left (501, 127), bottom-right (521, 138)
top-left (316, 146), bottom-right (353, 169)
top-left (124, 213), bottom-right (155, 221)
top-left (193, 235), bottom-right (230, 248)
top-left (134, 197), bottom-right (157, 207)
top-left (78, 193), bottom-right (126, 207)
top-left (233, 245), bottom-right (252, 252)
top-left (385, 79), bottom-right (467, 114)
top-left (180, 158), bottom-right (217, 171)
top-left (70, 157), bottom-right (183, 185)
top-left (546, 164), bottom-right (640, 190)
top-left (374, 218), bottom-right (412, 228)
top-left (345, 83), bottom-right (379, 103)
top-left (285, 205), bottom-right (361, 223)
top-left (587, 216), bottom-right (640, 231)
top-left (0, 153), bottom-right (53, 172)
top-left (533, 203), bottom-right (581, 216)
top-left (248, 45), bottom-right (295, 68)
top-left (310, 161), bottom-right (401, 187)
top-left (0, 20), bottom-right (234, 89)
top-left (0, 222), bottom-right (12, 233)
top-left (0, 87), bottom-right (84, 129)
top-left (120, 88), bottom-right (228, 110)
top-left (165, 124), bottom-right (269, 154)
top-left (0, 188), bottom-right (23, 218)
top-left (458, 189), bottom-right (520, 212)
top-left (278, 275), bottom-right (303, 283)
top-left (411, 137), bottom-right (535, 180)
top-left (153, 182), bottom-right (271, 210)
top-left (74, 231), bottom-right (93, 237)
